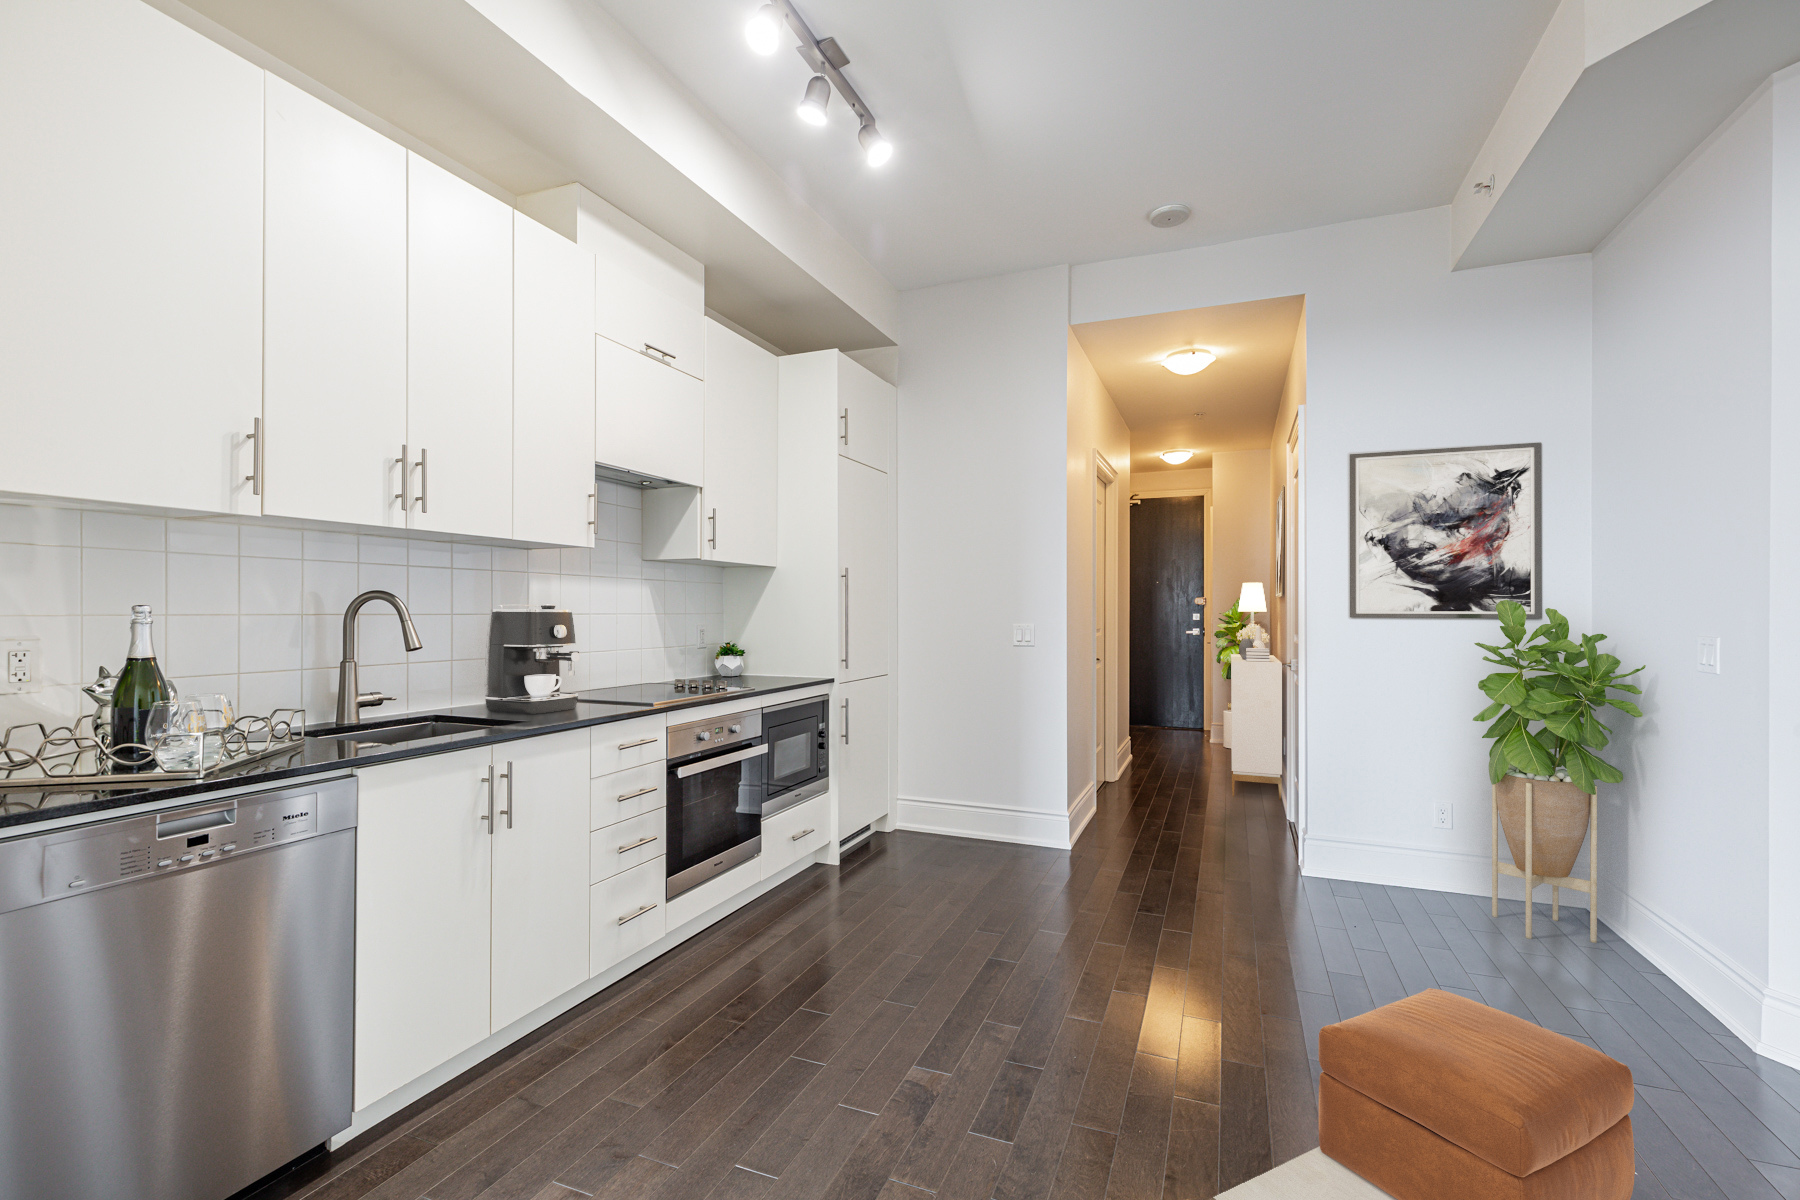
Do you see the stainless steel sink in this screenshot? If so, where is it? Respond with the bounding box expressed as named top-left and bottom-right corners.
top-left (306, 715), bottom-right (515, 746)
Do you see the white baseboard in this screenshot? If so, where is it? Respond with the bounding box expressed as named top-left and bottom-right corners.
top-left (1112, 738), bottom-right (1133, 782)
top-left (1067, 782), bottom-right (1098, 846)
top-left (1301, 834), bottom-right (1589, 909)
top-left (1210, 722), bottom-right (1223, 744)
top-left (895, 795), bottom-right (1075, 849)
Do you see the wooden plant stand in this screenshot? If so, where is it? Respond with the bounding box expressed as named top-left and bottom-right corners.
top-left (1491, 780), bottom-right (1598, 943)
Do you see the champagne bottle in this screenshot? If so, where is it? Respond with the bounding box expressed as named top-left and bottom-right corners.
top-left (109, 604), bottom-right (174, 770)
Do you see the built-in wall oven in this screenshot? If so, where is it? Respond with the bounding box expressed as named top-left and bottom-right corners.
top-left (666, 709), bottom-right (767, 899)
top-left (665, 695), bottom-right (831, 901)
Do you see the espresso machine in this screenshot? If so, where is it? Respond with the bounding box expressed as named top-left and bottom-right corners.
top-left (486, 607), bottom-right (578, 714)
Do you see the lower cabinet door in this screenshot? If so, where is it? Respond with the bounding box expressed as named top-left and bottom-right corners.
top-left (591, 857), bottom-right (666, 977)
top-left (836, 676), bottom-right (890, 836)
top-left (761, 793), bottom-right (829, 880)
top-left (592, 809), bottom-right (664, 883)
top-left (354, 747), bottom-right (494, 1110)
top-left (591, 760), bottom-right (666, 827)
top-left (491, 731), bottom-right (591, 1031)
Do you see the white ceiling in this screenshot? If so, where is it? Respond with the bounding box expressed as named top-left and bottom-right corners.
top-left (1073, 295), bottom-right (1303, 476)
top-left (589, 0), bottom-right (1558, 291)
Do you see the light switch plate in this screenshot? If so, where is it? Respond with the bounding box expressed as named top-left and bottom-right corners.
top-left (1012, 624), bottom-right (1035, 647)
top-left (1698, 636), bottom-right (1721, 674)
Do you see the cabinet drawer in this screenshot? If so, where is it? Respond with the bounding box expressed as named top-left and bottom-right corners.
top-left (761, 793), bottom-right (829, 880)
top-left (590, 760), bottom-right (666, 828)
top-left (592, 809), bottom-right (665, 883)
top-left (591, 715), bottom-right (666, 777)
top-left (590, 858), bottom-right (665, 976)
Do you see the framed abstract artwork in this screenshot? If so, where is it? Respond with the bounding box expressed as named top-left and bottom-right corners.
top-left (1350, 442), bottom-right (1541, 617)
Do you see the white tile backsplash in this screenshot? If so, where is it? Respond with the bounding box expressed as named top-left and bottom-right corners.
top-left (0, 498), bottom-right (723, 727)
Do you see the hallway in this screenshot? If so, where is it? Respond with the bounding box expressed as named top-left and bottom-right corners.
top-left (248, 729), bottom-right (1800, 1200)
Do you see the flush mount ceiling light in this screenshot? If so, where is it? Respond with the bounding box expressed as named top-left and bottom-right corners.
top-left (745, 4), bottom-right (781, 54)
top-left (797, 75), bottom-right (831, 125)
top-left (746, 1), bottom-right (893, 167)
top-left (1148, 203), bottom-right (1191, 228)
top-left (1161, 349), bottom-right (1216, 375)
top-left (1160, 450), bottom-right (1196, 465)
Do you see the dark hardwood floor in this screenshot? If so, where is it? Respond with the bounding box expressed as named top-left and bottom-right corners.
top-left (243, 728), bottom-right (1800, 1200)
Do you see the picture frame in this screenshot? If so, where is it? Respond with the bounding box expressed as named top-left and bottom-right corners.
top-left (1349, 442), bottom-right (1541, 618)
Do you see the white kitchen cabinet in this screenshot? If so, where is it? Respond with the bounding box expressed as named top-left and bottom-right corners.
top-left (514, 213), bottom-right (598, 546)
top-left (836, 675), bottom-right (890, 837)
top-left (837, 355), bottom-right (895, 473)
top-left (263, 75), bottom-right (408, 530)
top-left (405, 153), bottom-right (514, 541)
top-left (592, 761), bottom-right (666, 827)
top-left (354, 746), bottom-right (494, 1110)
top-left (591, 857), bottom-right (666, 975)
top-left (641, 318), bottom-right (778, 567)
top-left (592, 809), bottom-right (664, 882)
top-left (837, 458), bottom-right (892, 683)
top-left (0, 0), bottom-right (263, 516)
top-left (761, 792), bottom-right (830, 880)
top-left (590, 714), bottom-right (668, 777)
top-left (490, 731), bottom-right (591, 1030)
top-left (595, 335), bottom-right (705, 485)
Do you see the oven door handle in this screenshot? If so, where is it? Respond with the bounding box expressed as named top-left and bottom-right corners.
top-left (674, 742), bottom-right (769, 778)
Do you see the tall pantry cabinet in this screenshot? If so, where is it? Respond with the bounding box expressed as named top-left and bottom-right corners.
top-left (726, 352), bottom-right (897, 839)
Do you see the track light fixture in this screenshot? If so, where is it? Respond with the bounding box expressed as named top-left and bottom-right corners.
top-left (745, 1), bottom-right (893, 167)
top-left (797, 75), bottom-right (830, 126)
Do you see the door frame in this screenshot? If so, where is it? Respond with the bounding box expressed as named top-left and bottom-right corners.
top-left (1287, 409), bottom-right (1308, 860)
top-left (1094, 451), bottom-right (1119, 786)
top-left (1130, 484), bottom-right (1214, 736)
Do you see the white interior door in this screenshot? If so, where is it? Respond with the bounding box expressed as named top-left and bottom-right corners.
top-left (263, 74), bottom-right (407, 529)
top-left (490, 731), bottom-right (591, 1030)
top-left (407, 152), bottom-right (514, 540)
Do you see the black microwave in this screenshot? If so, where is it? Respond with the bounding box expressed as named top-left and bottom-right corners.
top-left (761, 697), bottom-right (829, 816)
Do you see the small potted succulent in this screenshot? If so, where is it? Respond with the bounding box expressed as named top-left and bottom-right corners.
top-left (1475, 601), bottom-right (1644, 877)
top-left (714, 642), bottom-right (746, 678)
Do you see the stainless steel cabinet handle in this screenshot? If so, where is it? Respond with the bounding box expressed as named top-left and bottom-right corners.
top-left (617, 736), bottom-right (658, 750)
top-left (617, 785), bottom-right (659, 802)
top-left (618, 902), bottom-right (658, 925)
top-left (245, 416), bottom-right (263, 496)
top-left (395, 444), bottom-right (409, 511)
top-left (708, 508), bottom-right (717, 550)
top-left (840, 407), bottom-right (849, 446)
top-left (841, 697), bottom-right (849, 744)
top-left (840, 568), bottom-right (850, 668)
top-left (643, 342), bottom-right (674, 362)
top-left (617, 835), bottom-right (658, 853)
top-left (480, 769), bottom-right (495, 833)
top-left (589, 492), bottom-right (598, 534)
top-left (498, 761), bottom-right (513, 829)
top-left (418, 447), bottom-right (429, 515)
top-left (791, 828), bottom-right (815, 841)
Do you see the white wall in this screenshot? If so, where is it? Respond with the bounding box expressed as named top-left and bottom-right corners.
top-left (1067, 332), bottom-right (1132, 835)
top-left (1072, 206), bottom-right (1595, 893)
top-left (896, 266), bottom-right (1074, 847)
top-left (1133, 467), bottom-right (1213, 495)
top-left (1592, 80), bottom-right (1782, 1052)
top-left (0, 487), bottom-right (723, 732)
top-left (1209, 449), bottom-right (1274, 732)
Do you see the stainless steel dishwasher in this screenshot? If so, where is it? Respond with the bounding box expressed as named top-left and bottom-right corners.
top-left (0, 776), bottom-right (357, 1200)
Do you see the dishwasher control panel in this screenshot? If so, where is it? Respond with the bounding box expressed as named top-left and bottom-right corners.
top-left (36, 789), bottom-right (329, 900)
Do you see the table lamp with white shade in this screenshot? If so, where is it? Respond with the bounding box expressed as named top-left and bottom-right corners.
top-left (1237, 581), bottom-right (1269, 653)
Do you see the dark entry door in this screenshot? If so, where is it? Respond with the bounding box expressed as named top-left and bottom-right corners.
top-left (1130, 496), bottom-right (1206, 728)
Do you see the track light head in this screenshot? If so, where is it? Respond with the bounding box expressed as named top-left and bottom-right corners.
top-left (858, 120), bottom-right (893, 167)
top-left (745, 4), bottom-right (781, 55)
top-left (797, 75), bottom-right (831, 126)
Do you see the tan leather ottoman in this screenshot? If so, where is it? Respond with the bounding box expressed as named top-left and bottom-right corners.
top-left (1318, 989), bottom-right (1634, 1200)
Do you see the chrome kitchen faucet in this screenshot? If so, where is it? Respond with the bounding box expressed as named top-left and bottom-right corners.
top-left (336, 590), bottom-right (424, 725)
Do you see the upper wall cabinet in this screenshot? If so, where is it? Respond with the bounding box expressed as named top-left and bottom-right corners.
top-left (0, 0), bottom-right (263, 516)
top-left (514, 214), bottom-right (598, 548)
top-left (641, 319), bottom-right (778, 567)
top-left (406, 153), bottom-right (514, 542)
top-left (595, 338), bottom-right (704, 487)
top-left (838, 357), bottom-right (894, 474)
top-left (262, 75), bottom-right (408, 530)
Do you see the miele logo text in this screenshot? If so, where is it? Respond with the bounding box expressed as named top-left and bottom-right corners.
top-left (282, 811), bottom-right (310, 821)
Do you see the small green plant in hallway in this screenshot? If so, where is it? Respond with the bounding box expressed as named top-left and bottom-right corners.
top-left (1214, 602), bottom-right (1248, 679)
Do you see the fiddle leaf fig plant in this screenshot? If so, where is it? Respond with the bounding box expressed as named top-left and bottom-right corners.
top-left (1474, 600), bottom-right (1644, 793)
top-left (1214, 603), bottom-right (1248, 680)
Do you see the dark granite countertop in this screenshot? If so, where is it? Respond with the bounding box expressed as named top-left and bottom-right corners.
top-left (0, 676), bottom-right (831, 836)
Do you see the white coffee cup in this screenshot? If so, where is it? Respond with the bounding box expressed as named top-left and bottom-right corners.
top-left (523, 673), bottom-right (561, 698)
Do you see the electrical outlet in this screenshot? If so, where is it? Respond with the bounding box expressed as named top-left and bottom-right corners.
top-left (1012, 624), bottom-right (1035, 647)
top-left (1433, 801), bottom-right (1453, 830)
top-left (2, 638), bottom-right (40, 694)
top-left (1698, 636), bottom-right (1721, 674)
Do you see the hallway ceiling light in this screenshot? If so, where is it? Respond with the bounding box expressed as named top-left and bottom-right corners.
top-left (1161, 350), bottom-right (1216, 375)
top-left (745, 4), bottom-right (782, 55)
top-left (1159, 450), bottom-right (1196, 465)
top-left (859, 119), bottom-right (893, 167)
top-left (797, 75), bottom-right (831, 125)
